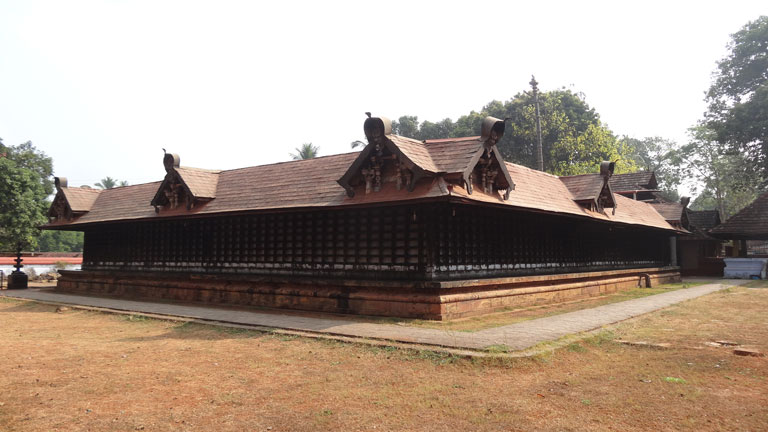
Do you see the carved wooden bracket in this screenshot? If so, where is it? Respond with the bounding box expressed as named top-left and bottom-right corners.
top-left (152, 171), bottom-right (195, 213)
top-left (49, 194), bottom-right (71, 221)
top-left (150, 154), bottom-right (201, 213)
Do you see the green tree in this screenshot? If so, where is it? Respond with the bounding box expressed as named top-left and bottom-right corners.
top-left (37, 230), bottom-right (84, 252)
top-left (550, 123), bottom-right (639, 176)
top-left (0, 139), bottom-right (53, 250)
top-left (290, 143), bottom-right (320, 160)
top-left (389, 88), bottom-right (633, 176)
top-left (622, 136), bottom-right (682, 200)
top-left (417, 118), bottom-right (456, 140)
top-left (94, 176), bottom-right (128, 189)
top-left (391, 115), bottom-right (421, 138)
top-left (705, 16), bottom-right (768, 181)
top-left (680, 126), bottom-right (761, 219)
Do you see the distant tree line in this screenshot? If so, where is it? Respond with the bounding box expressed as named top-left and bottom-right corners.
top-left (377, 16), bottom-right (768, 219)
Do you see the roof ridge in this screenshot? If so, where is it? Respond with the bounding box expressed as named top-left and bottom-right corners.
top-left (423, 136), bottom-right (481, 143)
top-left (504, 162), bottom-right (561, 179)
top-left (177, 166), bottom-right (223, 174)
top-left (64, 186), bottom-right (103, 193)
top-left (558, 173), bottom-right (602, 179)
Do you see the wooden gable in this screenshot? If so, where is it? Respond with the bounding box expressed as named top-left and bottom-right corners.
top-left (560, 162), bottom-right (617, 214)
top-left (47, 177), bottom-right (101, 222)
top-left (338, 115), bottom-right (515, 201)
top-left (337, 115), bottom-right (431, 198)
top-left (461, 117), bottom-right (515, 200)
top-left (150, 153), bottom-right (219, 213)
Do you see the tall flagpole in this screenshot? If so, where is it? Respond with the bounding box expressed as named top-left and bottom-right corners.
top-left (530, 75), bottom-right (544, 171)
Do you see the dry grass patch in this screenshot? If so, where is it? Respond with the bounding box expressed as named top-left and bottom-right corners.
top-left (744, 280), bottom-right (768, 289)
top-left (0, 284), bottom-right (766, 431)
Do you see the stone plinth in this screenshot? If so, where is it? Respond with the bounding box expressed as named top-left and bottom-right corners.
top-left (56, 267), bottom-right (681, 320)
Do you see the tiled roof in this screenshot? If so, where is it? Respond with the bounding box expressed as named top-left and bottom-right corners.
top-left (501, 163), bottom-right (586, 216)
top-left (710, 191), bottom-right (768, 239)
top-left (175, 167), bottom-right (220, 199)
top-left (422, 137), bottom-right (483, 174)
top-left (559, 174), bottom-right (605, 202)
top-left (62, 187), bottom-right (102, 212)
top-left (609, 172), bottom-right (657, 192)
top-left (650, 202), bottom-right (684, 222)
top-left (45, 150), bottom-right (675, 233)
top-left (448, 163), bottom-right (673, 231)
top-left (687, 210), bottom-right (721, 231)
top-left (387, 135), bottom-right (438, 173)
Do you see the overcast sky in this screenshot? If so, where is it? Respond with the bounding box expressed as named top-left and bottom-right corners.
top-left (1, 1), bottom-right (765, 188)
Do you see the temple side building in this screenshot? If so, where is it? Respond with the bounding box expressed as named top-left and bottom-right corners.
top-left (44, 116), bottom-right (681, 319)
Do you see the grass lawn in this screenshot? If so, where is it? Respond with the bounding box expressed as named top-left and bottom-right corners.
top-left (1, 282), bottom-right (766, 431)
top-left (365, 281), bottom-right (705, 332)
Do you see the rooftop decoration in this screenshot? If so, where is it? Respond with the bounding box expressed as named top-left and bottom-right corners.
top-left (150, 153), bottom-right (220, 213)
top-left (560, 161), bottom-right (617, 214)
top-left (47, 177), bottom-right (102, 222)
top-left (337, 114), bottom-right (514, 200)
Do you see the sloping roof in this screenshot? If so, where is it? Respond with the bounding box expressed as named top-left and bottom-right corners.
top-left (609, 171), bottom-right (658, 192)
top-left (175, 167), bottom-right (220, 199)
top-left (387, 135), bottom-right (439, 173)
top-left (710, 191), bottom-right (768, 240)
top-left (61, 187), bottom-right (102, 212)
top-left (687, 210), bottom-right (721, 231)
top-left (422, 137), bottom-right (484, 173)
top-left (447, 163), bottom-right (673, 231)
top-left (45, 152), bottom-right (675, 233)
top-left (650, 202), bottom-right (684, 222)
top-left (559, 174), bottom-right (605, 202)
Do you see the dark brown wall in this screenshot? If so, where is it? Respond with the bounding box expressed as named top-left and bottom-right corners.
top-left (82, 203), bottom-right (671, 280)
top-left (426, 204), bottom-right (670, 279)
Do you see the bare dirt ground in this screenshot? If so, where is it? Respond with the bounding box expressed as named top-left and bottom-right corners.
top-left (0, 283), bottom-right (766, 431)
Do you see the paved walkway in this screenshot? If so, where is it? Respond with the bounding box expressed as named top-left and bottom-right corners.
top-left (0, 279), bottom-right (746, 352)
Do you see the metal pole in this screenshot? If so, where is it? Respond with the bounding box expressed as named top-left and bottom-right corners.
top-left (530, 75), bottom-right (544, 172)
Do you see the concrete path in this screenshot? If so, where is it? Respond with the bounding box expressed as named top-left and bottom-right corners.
top-left (0, 279), bottom-right (746, 352)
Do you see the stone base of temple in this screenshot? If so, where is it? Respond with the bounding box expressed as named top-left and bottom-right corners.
top-left (56, 267), bottom-right (680, 320)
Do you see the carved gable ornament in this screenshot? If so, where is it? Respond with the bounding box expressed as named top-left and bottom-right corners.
top-left (151, 153), bottom-right (205, 213)
top-left (596, 161), bottom-right (618, 214)
top-left (48, 177), bottom-right (73, 221)
top-left (337, 114), bottom-right (427, 198)
top-left (463, 117), bottom-right (515, 199)
top-left (47, 177), bottom-right (102, 222)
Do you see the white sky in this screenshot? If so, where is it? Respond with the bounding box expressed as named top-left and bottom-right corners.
top-left (0, 0), bottom-right (765, 188)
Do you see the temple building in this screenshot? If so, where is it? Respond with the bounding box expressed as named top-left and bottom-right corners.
top-left (44, 115), bottom-right (680, 319)
top-left (607, 172), bottom-right (726, 276)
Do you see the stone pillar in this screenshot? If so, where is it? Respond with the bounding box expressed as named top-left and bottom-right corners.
top-left (669, 236), bottom-right (678, 267)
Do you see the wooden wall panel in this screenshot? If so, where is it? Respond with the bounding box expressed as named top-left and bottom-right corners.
top-left (82, 203), bottom-right (671, 281)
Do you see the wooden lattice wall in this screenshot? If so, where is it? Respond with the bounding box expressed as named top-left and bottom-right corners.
top-left (82, 203), bottom-right (671, 280)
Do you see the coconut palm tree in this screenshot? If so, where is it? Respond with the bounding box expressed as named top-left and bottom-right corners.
top-left (290, 143), bottom-right (320, 160)
top-left (94, 177), bottom-right (129, 189)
